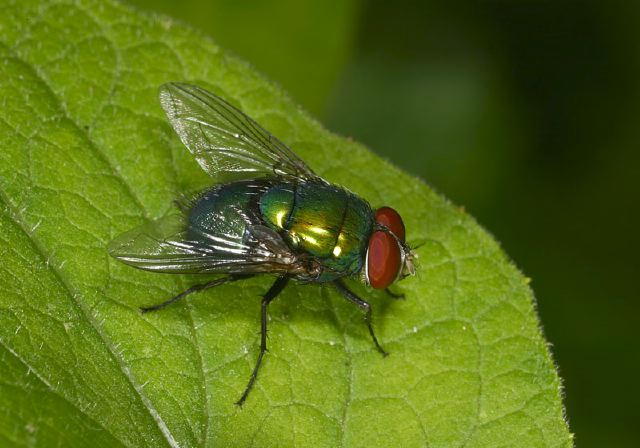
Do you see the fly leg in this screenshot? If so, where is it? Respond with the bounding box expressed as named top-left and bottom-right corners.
top-left (236, 276), bottom-right (290, 406)
top-left (384, 288), bottom-right (405, 300)
top-left (141, 275), bottom-right (252, 313)
top-left (334, 279), bottom-right (389, 357)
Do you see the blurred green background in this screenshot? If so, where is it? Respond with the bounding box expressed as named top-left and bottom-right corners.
top-left (129, 1), bottom-right (639, 446)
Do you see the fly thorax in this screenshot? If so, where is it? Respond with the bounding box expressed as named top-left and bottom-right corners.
top-left (260, 181), bottom-right (374, 281)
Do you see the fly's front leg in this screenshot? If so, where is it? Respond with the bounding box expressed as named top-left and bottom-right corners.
top-left (236, 276), bottom-right (290, 406)
top-left (141, 274), bottom-right (252, 313)
top-left (384, 288), bottom-right (405, 300)
top-left (334, 279), bottom-right (389, 357)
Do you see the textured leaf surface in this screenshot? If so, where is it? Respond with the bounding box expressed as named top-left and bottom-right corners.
top-left (0, 0), bottom-right (572, 446)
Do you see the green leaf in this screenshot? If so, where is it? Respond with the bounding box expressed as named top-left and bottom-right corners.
top-left (0, 0), bottom-right (572, 447)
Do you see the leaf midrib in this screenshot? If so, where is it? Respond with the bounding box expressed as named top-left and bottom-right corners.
top-left (0, 40), bottom-right (180, 447)
top-left (0, 189), bottom-right (176, 447)
top-left (0, 337), bottom-right (121, 446)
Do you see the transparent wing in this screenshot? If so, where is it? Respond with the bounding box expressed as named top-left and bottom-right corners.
top-left (159, 82), bottom-right (320, 182)
top-left (108, 212), bottom-right (298, 275)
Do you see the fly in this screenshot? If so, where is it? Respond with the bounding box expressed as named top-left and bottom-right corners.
top-left (108, 83), bottom-right (416, 406)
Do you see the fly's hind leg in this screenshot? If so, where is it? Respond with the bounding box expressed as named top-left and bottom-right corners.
top-left (334, 279), bottom-right (389, 357)
top-left (236, 276), bottom-right (290, 406)
top-left (140, 274), bottom-right (252, 313)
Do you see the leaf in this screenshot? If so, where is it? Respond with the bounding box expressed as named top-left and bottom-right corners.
top-left (0, 0), bottom-right (572, 447)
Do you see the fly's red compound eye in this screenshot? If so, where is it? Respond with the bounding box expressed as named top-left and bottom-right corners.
top-left (367, 231), bottom-right (402, 289)
top-left (366, 206), bottom-right (405, 289)
top-left (375, 206), bottom-right (405, 242)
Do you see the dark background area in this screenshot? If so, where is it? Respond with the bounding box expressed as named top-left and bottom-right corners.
top-left (129, 1), bottom-right (639, 446)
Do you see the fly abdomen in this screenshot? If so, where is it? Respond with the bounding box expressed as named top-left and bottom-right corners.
top-left (188, 180), bottom-right (273, 247)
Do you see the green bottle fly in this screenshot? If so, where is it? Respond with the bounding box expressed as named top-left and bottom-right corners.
top-left (109, 83), bottom-right (416, 405)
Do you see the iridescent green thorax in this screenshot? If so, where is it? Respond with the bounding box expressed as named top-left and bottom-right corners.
top-left (260, 181), bottom-right (374, 281)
